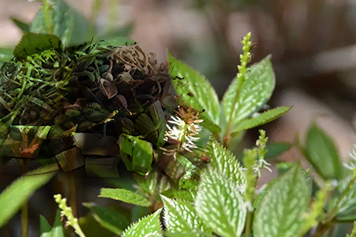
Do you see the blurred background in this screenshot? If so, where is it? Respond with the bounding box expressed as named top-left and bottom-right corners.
top-left (1, 0), bottom-right (356, 236)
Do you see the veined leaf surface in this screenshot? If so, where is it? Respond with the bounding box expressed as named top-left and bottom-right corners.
top-left (168, 53), bottom-right (220, 132)
top-left (195, 168), bottom-right (246, 237)
top-left (223, 56), bottom-right (275, 127)
top-left (162, 196), bottom-right (210, 235)
top-left (253, 165), bottom-right (309, 237)
top-left (122, 209), bottom-right (162, 237)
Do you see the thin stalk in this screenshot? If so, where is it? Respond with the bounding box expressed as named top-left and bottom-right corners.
top-left (42, 0), bottom-right (53, 34)
top-left (69, 172), bottom-right (77, 217)
top-left (245, 211), bottom-right (253, 237)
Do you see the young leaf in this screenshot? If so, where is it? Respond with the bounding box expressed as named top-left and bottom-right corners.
top-left (195, 168), bottom-right (246, 237)
top-left (122, 209), bottom-right (162, 237)
top-left (99, 188), bottom-right (150, 207)
top-left (83, 203), bottom-right (130, 235)
top-left (208, 137), bottom-right (245, 185)
top-left (231, 106), bottom-right (292, 134)
top-left (13, 32), bottom-right (62, 59)
top-left (40, 210), bottom-right (65, 237)
top-left (306, 124), bottom-right (342, 180)
top-left (168, 52), bottom-right (220, 132)
top-left (222, 55), bottom-right (275, 126)
top-left (0, 166), bottom-right (56, 228)
top-left (331, 176), bottom-right (356, 217)
top-left (30, 0), bottom-right (88, 46)
top-left (161, 196), bottom-right (210, 235)
top-left (11, 17), bottom-right (30, 32)
top-left (253, 165), bottom-right (309, 237)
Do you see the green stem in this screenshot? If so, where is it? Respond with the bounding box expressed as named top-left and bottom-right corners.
top-left (42, 0), bottom-right (53, 34)
top-left (18, 159), bottom-right (28, 237)
top-left (245, 211), bottom-right (253, 237)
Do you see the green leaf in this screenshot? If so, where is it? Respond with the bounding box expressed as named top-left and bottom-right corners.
top-left (79, 215), bottom-right (117, 237)
top-left (119, 134), bottom-right (153, 175)
top-left (232, 106), bottom-right (291, 133)
top-left (168, 52), bottom-right (221, 132)
top-left (83, 203), bottom-right (130, 235)
top-left (161, 196), bottom-right (210, 235)
top-left (122, 209), bottom-right (162, 237)
top-left (265, 143), bottom-right (292, 160)
top-left (11, 17), bottom-right (30, 32)
top-left (331, 176), bottom-right (356, 217)
top-left (306, 124), bottom-right (342, 180)
top-left (195, 168), bottom-right (246, 237)
top-left (0, 166), bottom-right (56, 228)
top-left (253, 165), bottom-right (309, 237)
top-left (208, 137), bottom-right (245, 184)
top-left (30, 0), bottom-right (88, 46)
top-left (13, 32), bottom-right (62, 59)
top-left (99, 188), bottom-right (150, 207)
top-left (104, 37), bottom-right (135, 47)
top-left (222, 55), bottom-right (275, 126)
top-left (0, 48), bottom-right (13, 68)
top-left (40, 210), bottom-right (65, 237)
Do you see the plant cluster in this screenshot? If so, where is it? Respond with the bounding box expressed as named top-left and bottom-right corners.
top-left (0, 1), bottom-right (356, 237)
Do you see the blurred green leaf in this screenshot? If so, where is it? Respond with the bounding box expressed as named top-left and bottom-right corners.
top-left (30, 0), bottom-right (88, 46)
top-left (253, 165), bottom-right (309, 237)
top-left (13, 32), bottom-right (62, 59)
top-left (104, 37), bottom-right (135, 47)
top-left (232, 106), bottom-right (291, 134)
top-left (99, 188), bottom-right (150, 207)
top-left (0, 166), bottom-right (56, 228)
top-left (168, 52), bottom-right (221, 133)
top-left (83, 203), bottom-right (130, 235)
top-left (101, 23), bottom-right (134, 38)
top-left (0, 48), bottom-right (13, 68)
top-left (208, 137), bottom-right (244, 184)
top-left (306, 124), bottom-right (342, 180)
top-left (330, 176), bottom-right (356, 218)
top-left (79, 215), bottom-right (116, 237)
top-left (11, 17), bottom-right (30, 32)
top-left (162, 196), bottom-right (210, 236)
top-left (222, 55), bottom-right (275, 127)
top-left (265, 143), bottom-right (292, 160)
top-left (195, 168), bottom-right (246, 237)
top-left (122, 209), bottom-right (162, 237)
top-left (40, 210), bottom-right (65, 237)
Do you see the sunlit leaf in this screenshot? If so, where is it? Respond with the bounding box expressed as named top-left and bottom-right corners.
top-left (168, 53), bottom-right (221, 133)
top-left (83, 203), bottom-right (130, 235)
top-left (99, 188), bottom-right (150, 207)
top-left (162, 196), bottom-right (210, 235)
top-left (30, 0), bottom-right (88, 46)
top-left (13, 32), bottom-right (62, 59)
top-left (232, 106), bottom-right (291, 134)
top-left (253, 165), bottom-right (309, 237)
top-left (122, 209), bottom-right (162, 237)
top-left (207, 137), bottom-right (244, 185)
top-left (222, 55), bottom-right (275, 126)
top-left (0, 48), bottom-right (13, 68)
top-left (306, 124), bottom-right (342, 180)
top-left (195, 168), bottom-right (246, 237)
top-left (0, 166), bottom-right (56, 228)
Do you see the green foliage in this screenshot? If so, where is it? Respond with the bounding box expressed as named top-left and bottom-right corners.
top-left (0, 166), bottom-right (55, 228)
top-left (305, 124), bottom-right (343, 180)
top-left (3, 6), bottom-right (356, 236)
top-left (99, 188), bottom-right (151, 207)
top-left (40, 210), bottom-right (65, 237)
top-left (253, 165), bottom-right (309, 237)
top-left (121, 209), bottom-right (162, 237)
top-left (195, 168), bottom-right (246, 237)
top-left (168, 52), bottom-right (221, 132)
top-left (30, 0), bottom-right (88, 46)
top-left (83, 203), bottom-right (130, 235)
